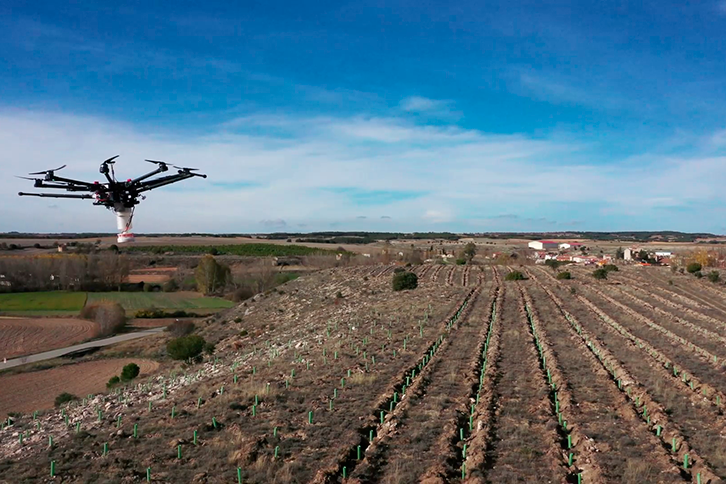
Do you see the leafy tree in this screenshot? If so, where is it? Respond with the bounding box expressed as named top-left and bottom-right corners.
top-left (592, 268), bottom-right (608, 280)
top-left (462, 242), bottom-right (477, 262)
top-left (708, 271), bottom-right (720, 283)
top-left (505, 271), bottom-right (526, 281)
top-left (686, 262), bottom-right (702, 274)
top-left (120, 363), bottom-right (140, 382)
top-left (167, 334), bottom-right (207, 361)
top-left (392, 271), bottom-right (418, 291)
top-left (107, 376), bottom-right (121, 388)
top-left (195, 255), bottom-right (231, 295)
top-left (556, 271), bottom-right (571, 280)
top-left (602, 264), bottom-right (619, 272)
top-left (545, 259), bottom-right (561, 272)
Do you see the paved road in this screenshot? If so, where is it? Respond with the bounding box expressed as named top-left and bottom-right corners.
top-left (1, 328), bottom-right (165, 370)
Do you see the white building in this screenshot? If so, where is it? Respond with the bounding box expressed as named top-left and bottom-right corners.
top-left (624, 248), bottom-right (634, 261)
top-left (528, 240), bottom-right (558, 251)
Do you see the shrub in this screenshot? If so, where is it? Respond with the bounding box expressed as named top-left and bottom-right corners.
top-left (602, 264), bottom-right (619, 272)
top-left (545, 260), bottom-right (560, 271)
top-left (167, 334), bottom-right (207, 361)
top-left (708, 271), bottom-right (720, 283)
top-left (455, 258), bottom-right (466, 265)
top-left (392, 271), bottom-right (418, 291)
top-left (80, 301), bottom-right (126, 336)
top-left (162, 279), bottom-right (179, 292)
top-left (592, 268), bottom-right (608, 280)
top-left (687, 262), bottom-right (702, 274)
top-left (107, 375), bottom-right (121, 388)
top-left (143, 283), bottom-right (154, 292)
top-left (55, 392), bottom-right (78, 407)
top-left (505, 271), bottom-right (525, 281)
top-left (167, 319), bottom-right (196, 337)
top-left (120, 363), bottom-right (140, 382)
top-left (204, 341), bottom-right (216, 354)
top-left (556, 271), bottom-right (572, 280)
top-left (393, 267), bottom-right (406, 274)
top-left (694, 271), bottom-right (703, 279)
top-left (232, 286), bottom-right (256, 302)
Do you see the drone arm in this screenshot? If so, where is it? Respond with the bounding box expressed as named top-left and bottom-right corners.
top-left (45, 175), bottom-right (98, 189)
top-left (33, 182), bottom-right (97, 192)
top-left (18, 192), bottom-right (94, 199)
top-left (135, 172), bottom-right (205, 193)
top-left (130, 165), bottom-right (167, 185)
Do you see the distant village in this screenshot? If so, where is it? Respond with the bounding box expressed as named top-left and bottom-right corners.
top-left (526, 240), bottom-right (673, 266)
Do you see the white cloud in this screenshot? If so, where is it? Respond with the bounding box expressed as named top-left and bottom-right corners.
top-left (2, 109), bottom-right (726, 233)
top-left (400, 96), bottom-right (450, 112)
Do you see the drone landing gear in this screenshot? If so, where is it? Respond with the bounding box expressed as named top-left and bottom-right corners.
top-left (115, 206), bottom-right (135, 244)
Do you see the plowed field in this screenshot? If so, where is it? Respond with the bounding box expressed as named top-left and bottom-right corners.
top-left (0, 318), bottom-right (98, 359)
top-left (3, 265), bottom-right (726, 483)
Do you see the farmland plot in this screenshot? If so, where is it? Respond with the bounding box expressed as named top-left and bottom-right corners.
top-left (6, 264), bottom-right (726, 483)
top-left (0, 318), bottom-right (98, 359)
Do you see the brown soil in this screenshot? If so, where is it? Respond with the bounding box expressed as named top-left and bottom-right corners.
top-left (0, 318), bottom-right (98, 359)
top-left (0, 358), bottom-right (159, 415)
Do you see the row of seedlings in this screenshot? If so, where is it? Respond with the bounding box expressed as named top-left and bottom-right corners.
top-left (319, 287), bottom-right (480, 482)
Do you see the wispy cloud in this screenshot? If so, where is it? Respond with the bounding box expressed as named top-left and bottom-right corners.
top-left (2, 108), bottom-right (726, 233)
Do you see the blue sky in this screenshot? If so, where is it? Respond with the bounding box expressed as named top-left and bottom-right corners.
top-left (2, 1), bottom-right (726, 233)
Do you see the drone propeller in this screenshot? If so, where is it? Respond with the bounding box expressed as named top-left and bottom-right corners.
top-left (173, 165), bottom-right (199, 171)
top-left (29, 165), bottom-right (67, 175)
top-left (103, 155), bottom-right (120, 164)
top-left (145, 159), bottom-right (168, 166)
top-left (15, 175), bottom-right (39, 180)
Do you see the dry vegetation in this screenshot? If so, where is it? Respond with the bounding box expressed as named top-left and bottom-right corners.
top-left (4, 263), bottom-right (726, 483)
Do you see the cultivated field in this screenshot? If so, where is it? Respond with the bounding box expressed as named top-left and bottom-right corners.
top-left (2, 264), bottom-right (726, 483)
top-left (86, 291), bottom-right (234, 312)
top-left (0, 359), bottom-right (159, 416)
top-left (0, 318), bottom-right (98, 360)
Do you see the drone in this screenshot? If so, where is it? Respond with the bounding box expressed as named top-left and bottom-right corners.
top-left (18, 156), bottom-right (207, 243)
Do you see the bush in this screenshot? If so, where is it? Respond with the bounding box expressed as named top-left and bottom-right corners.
top-left (556, 271), bottom-right (571, 280)
top-left (135, 309), bottom-right (194, 319)
top-left (162, 279), bottom-right (179, 292)
top-left (708, 271), bottom-right (720, 283)
top-left (167, 334), bottom-right (207, 361)
top-left (687, 262), bottom-right (702, 274)
top-left (393, 267), bottom-right (406, 274)
top-left (602, 264), bottom-right (619, 272)
top-left (167, 320), bottom-right (196, 337)
top-left (455, 258), bottom-right (466, 265)
top-left (232, 286), bottom-right (256, 302)
top-left (107, 375), bottom-right (121, 388)
top-left (592, 268), bottom-right (608, 280)
top-left (505, 271), bottom-right (526, 281)
top-left (392, 271), bottom-right (418, 291)
top-left (545, 260), bottom-right (560, 271)
top-left (204, 341), bottom-right (216, 354)
top-left (120, 363), bottom-right (140, 382)
top-left (80, 301), bottom-right (126, 336)
top-left (143, 283), bottom-right (155, 292)
top-left (694, 271), bottom-right (703, 279)
top-left (55, 392), bottom-right (78, 407)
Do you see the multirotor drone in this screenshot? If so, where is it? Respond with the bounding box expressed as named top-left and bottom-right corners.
top-left (18, 156), bottom-right (207, 243)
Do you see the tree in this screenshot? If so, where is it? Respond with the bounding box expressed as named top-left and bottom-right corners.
top-left (615, 247), bottom-right (624, 259)
top-left (392, 271), bottom-right (418, 291)
top-left (505, 271), bottom-right (526, 281)
top-left (120, 363), bottom-right (140, 382)
top-left (602, 264), bottom-right (619, 272)
top-left (462, 242), bottom-right (477, 262)
top-left (80, 301), bottom-right (127, 336)
top-left (687, 262), bottom-right (702, 274)
top-left (556, 271), bottom-right (572, 280)
top-left (708, 271), bottom-right (720, 283)
top-left (195, 255), bottom-right (231, 295)
top-left (167, 334), bottom-right (207, 361)
top-left (545, 259), bottom-right (560, 272)
top-left (592, 268), bottom-right (608, 280)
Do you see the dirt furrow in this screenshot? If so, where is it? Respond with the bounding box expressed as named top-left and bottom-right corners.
top-left (524, 279), bottom-right (690, 483)
top-left (347, 285), bottom-right (492, 483)
top-left (623, 271), bottom-right (726, 318)
top-left (477, 280), bottom-right (568, 483)
top-left (544, 280), bottom-right (726, 480)
top-left (430, 265), bottom-right (444, 283)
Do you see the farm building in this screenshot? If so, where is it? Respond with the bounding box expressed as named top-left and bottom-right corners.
top-left (528, 240), bottom-right (558, 251)
top-left (558, 242), bottom-right (582, 250)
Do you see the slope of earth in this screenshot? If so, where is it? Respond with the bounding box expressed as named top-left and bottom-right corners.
top-left (0, 265), bottom-right (470, 483)
top-left (0, 358), bottom-right (159, 416)
top-left (0, 318), bottom-right (98, 359)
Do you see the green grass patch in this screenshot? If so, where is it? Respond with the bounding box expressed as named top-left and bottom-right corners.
top-left (124, 243), bottom-right (336, 256)
top-left (0, 291), bottom-right (87, 312)
top-left (86, 292), bottom-right (234, 311)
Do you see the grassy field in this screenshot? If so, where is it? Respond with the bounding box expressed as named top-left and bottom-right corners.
top-left (86, 291), bottom-right (234, 311)
top-left (0, 292), bottom-right (87, 312)
top-left (0, 291), bottom-right (233, 315)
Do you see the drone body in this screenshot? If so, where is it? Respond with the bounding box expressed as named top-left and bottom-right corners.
top-left (18, 156), bottom-right (206, 243)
